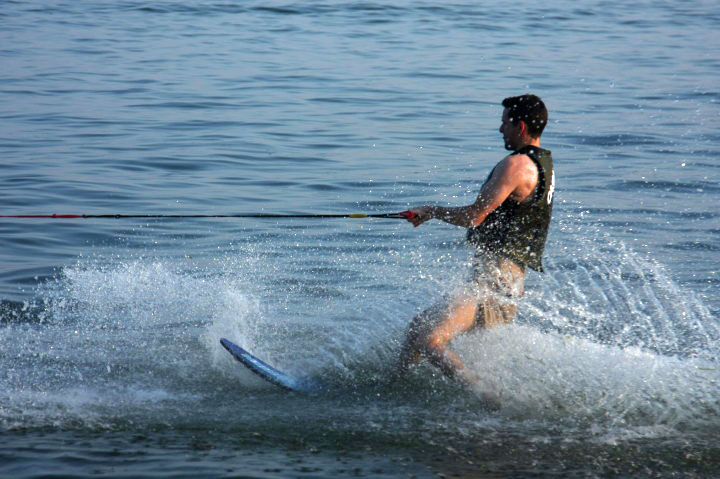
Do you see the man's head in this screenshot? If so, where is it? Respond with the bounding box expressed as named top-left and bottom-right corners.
top-left (500, 94), bottom-right (548, 150)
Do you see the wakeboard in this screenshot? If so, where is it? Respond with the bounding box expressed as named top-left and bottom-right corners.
top-left (220, 338), bottom-right (325, 392)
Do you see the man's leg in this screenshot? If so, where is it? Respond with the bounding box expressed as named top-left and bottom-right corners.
top-left (397, 293), bottom-right (481, 385)
top-left (397, 256), bottom-right (525, 385)
top-left (397, 292), bottom-right (505, 407)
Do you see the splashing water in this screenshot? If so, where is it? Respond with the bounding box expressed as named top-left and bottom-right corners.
top-left (451, 213), bottom-right (720, 434)
top-left (1, 213), bottom-right (717, 441)
top-left (527, 215), bottom-right (719, 362)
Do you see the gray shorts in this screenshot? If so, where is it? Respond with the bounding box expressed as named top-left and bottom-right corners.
top-left (471, 254), bottom-right (526, 328)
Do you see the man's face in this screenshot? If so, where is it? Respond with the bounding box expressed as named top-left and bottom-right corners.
top-left (499, 108), bottom-right (521, 151)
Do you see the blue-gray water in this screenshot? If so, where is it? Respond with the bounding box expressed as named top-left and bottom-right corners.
top-left (1, 1), bottom-right (719, 477)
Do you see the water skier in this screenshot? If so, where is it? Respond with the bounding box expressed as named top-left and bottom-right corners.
top-left (398, 94), bottom-right (555, 403)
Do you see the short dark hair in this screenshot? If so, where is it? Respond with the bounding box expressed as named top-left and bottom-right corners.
top-left (502, 94), bottom-right (548, 138)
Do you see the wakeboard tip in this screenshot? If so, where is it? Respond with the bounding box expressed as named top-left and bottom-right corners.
top-left (219, 337), bottom-right (326, 393)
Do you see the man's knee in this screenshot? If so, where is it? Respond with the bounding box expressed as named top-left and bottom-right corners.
top-left (422, 330), bottom-right (450, 357)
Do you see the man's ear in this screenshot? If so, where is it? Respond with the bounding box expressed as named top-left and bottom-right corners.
top-left (517, 120), bottom-right (528, 136)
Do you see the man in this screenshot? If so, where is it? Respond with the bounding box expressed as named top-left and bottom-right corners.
top-left (397, 94), bottom-right (554, 401)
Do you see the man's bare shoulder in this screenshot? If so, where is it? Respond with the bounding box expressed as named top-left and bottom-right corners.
top-left (492, 152), bottom-right (539, 202)
top-left (497, 153), bottom-right (537, 176)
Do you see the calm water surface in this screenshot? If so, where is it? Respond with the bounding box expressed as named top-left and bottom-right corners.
top-left (1, 1), bottom-right (719, 477)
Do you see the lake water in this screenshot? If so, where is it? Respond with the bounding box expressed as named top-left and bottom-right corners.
top-left (1, 1), bottom-right (719, 477)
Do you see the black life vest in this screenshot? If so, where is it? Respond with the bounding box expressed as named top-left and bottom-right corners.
top-left (466, 146), bottom-right (554, 272)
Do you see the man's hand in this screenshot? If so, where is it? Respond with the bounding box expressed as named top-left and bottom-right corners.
top-left (407, 206), bottom-right (434, 227)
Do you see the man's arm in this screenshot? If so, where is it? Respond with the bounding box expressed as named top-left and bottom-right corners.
top-left (408, 154), bottom-right (538, 228)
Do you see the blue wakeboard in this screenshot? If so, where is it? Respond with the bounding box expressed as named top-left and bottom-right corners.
top-left (220, 338), bottom-right (325, 392)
